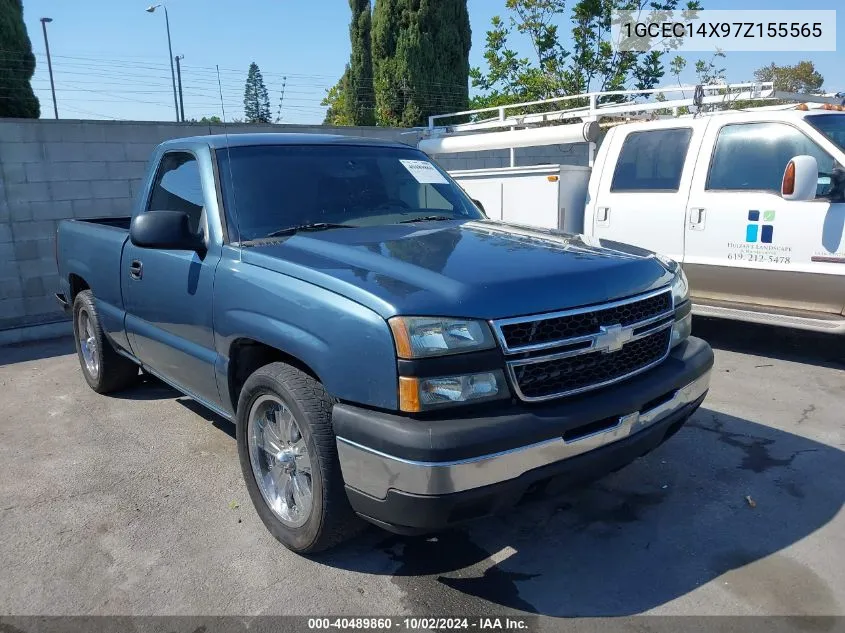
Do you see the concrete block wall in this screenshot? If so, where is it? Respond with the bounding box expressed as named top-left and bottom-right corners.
top-left (0, 117), bottom-right (586, 341)
top-left (0, 119), bottom-right (419, 338)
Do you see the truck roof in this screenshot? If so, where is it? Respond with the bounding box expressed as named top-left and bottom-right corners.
top-left (160, 133), bottom-right (412, 151)
top-left (611, 108), bottom-right (845, 133)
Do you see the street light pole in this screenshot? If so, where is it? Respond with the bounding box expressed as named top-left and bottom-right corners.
top-left (175, 55), bottom-right (185, 123)
top-left (40, 17), bottom-right (58, 119)
top-left (146, 4), bottom-right (179, 122)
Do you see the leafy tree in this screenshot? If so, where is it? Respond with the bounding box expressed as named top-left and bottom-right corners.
top-left (0, 0), bottom-right (40, 118)
top-left (662, 51), bottom-right (724, 114)
top-left (322, 69), bottom-right (355, 126)
top-left (470, 0), bottom-right (702, 110)
top-left (694, 49), bottom-right (726, 85)
top-left (754, 61), bottom-right (824, 94)
top-left (243, 62), bottom-right (271, 123)
top-left (373, 0), bottom-right (471, 127)
top-left (192, 115), bottom-right (222, 123)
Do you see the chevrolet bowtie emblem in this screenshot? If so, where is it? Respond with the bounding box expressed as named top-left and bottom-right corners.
top-left (595, 323), bottom-right (634, 353)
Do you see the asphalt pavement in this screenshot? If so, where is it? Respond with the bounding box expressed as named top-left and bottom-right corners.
top-left (0, 318), bottom-right (843, 617)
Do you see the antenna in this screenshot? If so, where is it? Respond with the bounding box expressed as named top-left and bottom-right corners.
top-left (216, 64), bottom-right (243, 251)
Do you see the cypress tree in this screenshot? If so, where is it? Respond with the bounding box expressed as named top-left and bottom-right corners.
top-left (0, 0), bottom-right (40, 118)
top-left (243, 62), bottom-right (271, 123)
top-left (373, 0), bottom-right (470, 127)
top-left (372, 0), bottom-right (405, 127)
top-left (347, 0), bottom-right (375, 125)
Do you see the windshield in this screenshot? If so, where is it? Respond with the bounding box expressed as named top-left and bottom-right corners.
top-left (807, 114), bottom-right (845, 153)
top-left (216, 144), bottom-right (484, 242)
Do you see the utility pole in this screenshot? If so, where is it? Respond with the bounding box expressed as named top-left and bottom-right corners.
top-left (277, 77), bottom-right (287, 123)
top-left (40, 17), bottom-right (58, 119)
top-left (146, 4), bottom-right (179, 122)
top-left (175, 55), bottom-right (185, 122)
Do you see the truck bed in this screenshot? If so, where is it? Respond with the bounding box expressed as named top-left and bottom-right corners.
top-left (56, 217), bottom-right (132, 347)
top-left (73, 216), bottom-right (132, 230)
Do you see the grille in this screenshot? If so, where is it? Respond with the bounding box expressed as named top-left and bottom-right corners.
top-left (511, 329), bottom-right (671, 400)
top-left (501, 291), bottom-right (672, 350)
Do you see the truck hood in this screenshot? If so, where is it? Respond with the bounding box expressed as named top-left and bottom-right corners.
top-left (241, 219), bottom-right (674, 319)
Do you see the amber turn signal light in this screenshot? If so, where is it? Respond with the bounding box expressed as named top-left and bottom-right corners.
top-left (398, 376), bottom-right (421, 413)
top-left (388, 319), bottom-right (413, 359)
top-left (782, 160), bottom-right (795, 196)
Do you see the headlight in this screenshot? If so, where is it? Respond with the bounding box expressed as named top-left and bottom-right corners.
top-left (398, 370), bottom-right (509, 412)
top-left (670, 267), bottom-right (690, 306)
top-left (388, 316), bottom-right (496, 359)
top-left (670, 267), bottom-right (692, 348)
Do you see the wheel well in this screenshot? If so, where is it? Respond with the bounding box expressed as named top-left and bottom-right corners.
top-left (227, 339), bottom-right (321, 413)
top-left (68, 274), bottom-right (89, 301)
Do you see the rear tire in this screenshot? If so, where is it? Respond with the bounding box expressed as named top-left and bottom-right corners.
top-left (72, 290), bottom-right (138, 394)
top-left (236, 362), bottom-right (362, 554)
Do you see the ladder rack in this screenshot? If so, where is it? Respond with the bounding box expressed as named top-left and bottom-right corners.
top-left (426, 81), bottom-right (843, 136)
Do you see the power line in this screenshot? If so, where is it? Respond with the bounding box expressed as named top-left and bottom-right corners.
top-left (0, 48), bottom-right (473, 122)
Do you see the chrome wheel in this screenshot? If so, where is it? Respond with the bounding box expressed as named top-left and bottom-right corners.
top-left (247, 394), bottom-right (314, 528)
top-left (77, 310), bottom-right (99, 379)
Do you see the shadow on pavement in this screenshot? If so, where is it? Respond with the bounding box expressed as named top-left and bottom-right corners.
top-left (116, 373), bottom-right (236, 440)
top-left (0, 336), bottom-right (75, 367)
top-left (319, 406), bottom-right (844, 616)
top-left (693, 316), bottom-right (845, 370)
top-left (176, 397), bottom-right (236, 439)
top-left (109, 374), bottom-right (181, 401)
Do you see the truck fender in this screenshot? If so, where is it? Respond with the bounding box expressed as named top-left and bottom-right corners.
top-left (216, 307), bottom-right (398, 415)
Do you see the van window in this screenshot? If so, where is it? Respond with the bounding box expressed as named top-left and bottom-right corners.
top-left (807, 114), bottom-right (845, 152)
top-left (610, 128), bottom-right (692, 192)
top-left (706, 122), bottom-right (835, 197)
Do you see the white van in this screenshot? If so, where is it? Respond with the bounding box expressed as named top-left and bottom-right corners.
top-left (421, 84), bottom-right (845, 334)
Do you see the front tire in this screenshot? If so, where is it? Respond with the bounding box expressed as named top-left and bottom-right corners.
top-left (236, 362), bottom-right (361, 553)
top-left (72, 290), bottom-right (138, 394)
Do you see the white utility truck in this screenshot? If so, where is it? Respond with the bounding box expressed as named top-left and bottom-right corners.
top-left (420, 82), bottom-right (845, 334)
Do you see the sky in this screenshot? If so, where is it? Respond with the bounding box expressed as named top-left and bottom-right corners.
top-left (17, 0), bottom-right (845, 125)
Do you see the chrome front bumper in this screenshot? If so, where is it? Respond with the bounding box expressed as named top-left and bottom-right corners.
top-left (336, 369), bottom-right (710, 500)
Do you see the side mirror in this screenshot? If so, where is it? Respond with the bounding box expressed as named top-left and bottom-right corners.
top-left (472, 198), bottom-right (486, 214)
top-left (130, 210), bottom-right (205, 252)
top-left (781, 155), bottom-right (818, 201)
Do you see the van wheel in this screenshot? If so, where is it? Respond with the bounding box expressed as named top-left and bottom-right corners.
top-left (236, 362), bottom-right (361, 554)
top-left (72, 290), bottom-right (138, 394)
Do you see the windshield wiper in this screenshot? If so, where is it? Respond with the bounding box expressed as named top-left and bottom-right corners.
top-left (398, 215), bottom-right (454, 224)
top-left (264, 222), bottom-right (355, 238)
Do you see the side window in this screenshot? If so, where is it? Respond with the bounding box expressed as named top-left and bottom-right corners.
top-left (706, 122), bottom-right (834, 197)
top-left (147, 152), bottom-right (205, 232)
top-left (610, 128), bottom-right (692, 192)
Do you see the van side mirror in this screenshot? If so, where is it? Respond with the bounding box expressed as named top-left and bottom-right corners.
top-left (130, 210), bottom-right (205, 253)
top-left (781, 155), bottom-right (818, 201)
top-left (472, 198), bottom-right (486, 214)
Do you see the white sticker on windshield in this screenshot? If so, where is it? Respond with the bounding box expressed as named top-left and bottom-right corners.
top-left (399, 159), bottom-right (448, 184)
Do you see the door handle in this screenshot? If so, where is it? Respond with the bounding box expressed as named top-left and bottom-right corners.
top-left (129, 260), bottom-right (143, 280)
top-left (596, 206), bottom-right (611, 226)
top-left (689, 208), bottom-right (706, 230)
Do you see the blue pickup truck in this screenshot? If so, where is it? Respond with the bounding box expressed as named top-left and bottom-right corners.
top-left (56, 133), bottom-right (713, 553)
